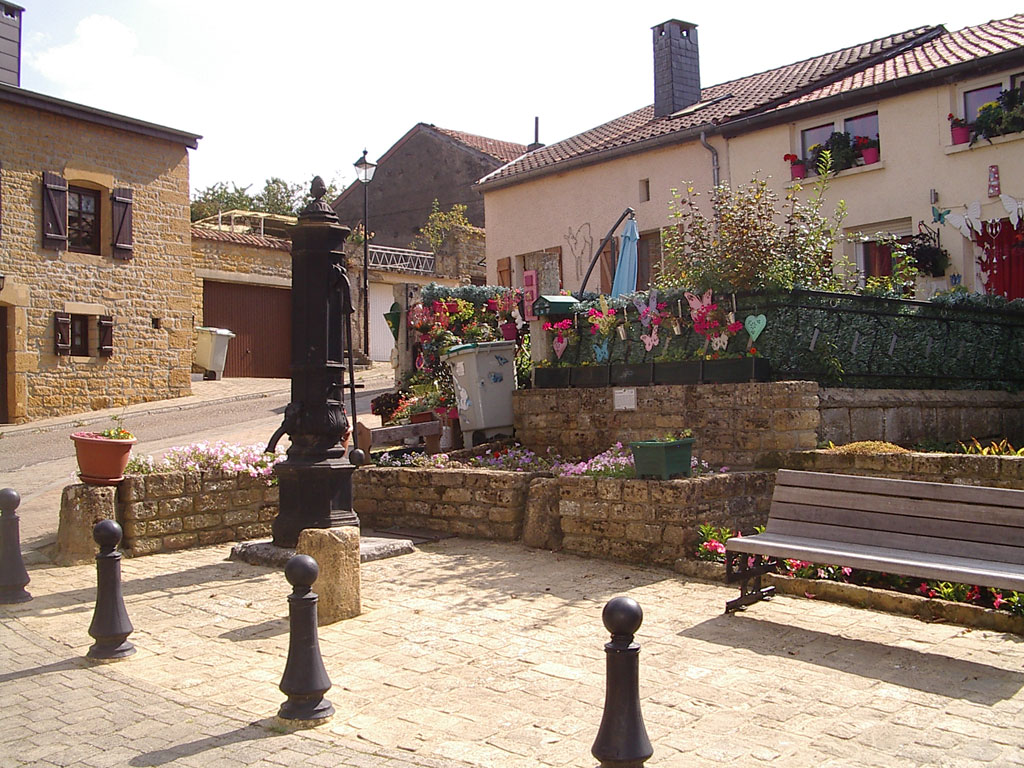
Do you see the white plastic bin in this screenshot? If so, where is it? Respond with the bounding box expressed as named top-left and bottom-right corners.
top-left (195, 327), bottom-right (235, 380)
top-left (441, 340), bottom-right (516, 434)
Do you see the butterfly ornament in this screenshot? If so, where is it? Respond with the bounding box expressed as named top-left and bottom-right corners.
top-left (1001, 194), bottom-right (1023, 229)
top-left (593, 338), bottom-right (610, 363)
top-left (633, 289), bottom-right (659, 328)
top-left (944, 201), bottom-right (982, 239)
top-left (640, 326), bottom-right (660, 352)
top-left (684, 289), bottom-right (713, 322)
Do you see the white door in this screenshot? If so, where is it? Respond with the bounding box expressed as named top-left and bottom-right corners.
top-left (368, 282), bottom-right (396, 362)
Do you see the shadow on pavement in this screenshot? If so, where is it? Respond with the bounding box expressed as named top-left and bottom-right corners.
top-left (128, 718), bottom-right (282, 766)
top-left (0, 656), bottom-right (87, 684)
top-left (680, 613), bottom-right (1024, 705)
top-left (219, 617), bottom-right (288, 642)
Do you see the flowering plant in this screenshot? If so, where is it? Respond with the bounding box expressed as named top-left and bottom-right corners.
top-left (489, 288), bottom-right (522, 321)
top-left (947, 112), bottom-right (969, 129)
top-left (542, 318), bottom-right (576, 343)
top-left (853, 135), bottom-right (879, 152)
top-left (783, 153), bottom-right (805, 167)
top-left (125, 441), bottom-right (286, 485)
top-left (99, 414), bottom-right (134, 440)
top-left (587, 306), bottom-right (618, 336)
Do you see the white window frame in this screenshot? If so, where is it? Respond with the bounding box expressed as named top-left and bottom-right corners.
top-left (793, 106), bottom-right (881, 167)
top-left (849, 219), bottom-right (913, 288)
top-left (954, 72), bottom-right (1021, 123)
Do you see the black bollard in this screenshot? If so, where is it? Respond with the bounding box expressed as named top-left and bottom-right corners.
top-left (0, 488), bottom-right (31, 604)
top-left (591, 596), bottom-right (653, 768)
top-left (278, 554), bottom-right (334, 722)
top-left (87, 520), bottom-right (135, 660)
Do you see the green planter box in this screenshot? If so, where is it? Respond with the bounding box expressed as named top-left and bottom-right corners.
top-left (533, 367), bottom-right (570, 388)
top-left (629, 438), bottom-right (695, 480)
top-left (701, 357), bottom-right (771, 384)
top-left (570, 365), bottom-right (610, 388)
top-left (653, 361), bottom-right (702, 385)
top-left (610, 363), bottom-right (654, 386)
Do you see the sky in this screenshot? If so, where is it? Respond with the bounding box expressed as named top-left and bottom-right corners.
top-left (17, 1), bottom-right (1024, 199)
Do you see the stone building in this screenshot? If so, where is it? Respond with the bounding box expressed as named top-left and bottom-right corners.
top-left (332, 123), bottom-right (526, 249)
top-left (0, 55), bottom-right (200, 422)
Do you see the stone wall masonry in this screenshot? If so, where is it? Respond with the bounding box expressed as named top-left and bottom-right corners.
top-left (818, 388), bottom-right (1024, 446)
top-left (778, 450), bottom-right (1024, 490)
top-left (2, 100), bottom-right (194, 422)
top-left (117, 471), bottom-right (278, 556)
top-left (557, 472), bottom-right (774, 568)
top-left (514, 381), bottom-right (820, 468)
top-left (353, 467), bottom-right (535, 541)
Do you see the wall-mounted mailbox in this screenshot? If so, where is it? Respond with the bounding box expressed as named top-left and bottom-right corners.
top-left (532, 295), bottom-right (579, 317)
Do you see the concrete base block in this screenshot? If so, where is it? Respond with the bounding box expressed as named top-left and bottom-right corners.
top-left (296, 527), bottom-right (361, 624)
top-left (56, 484), bottom-right (116, 565)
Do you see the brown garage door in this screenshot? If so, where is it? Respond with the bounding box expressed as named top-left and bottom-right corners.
top-left (202, 280), bottom-right (290, 378)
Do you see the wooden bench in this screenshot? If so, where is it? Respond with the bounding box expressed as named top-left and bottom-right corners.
top-left (355, 419), bottom-right (442, 455)
top-left (724, 469), bottom-right (1024, 613)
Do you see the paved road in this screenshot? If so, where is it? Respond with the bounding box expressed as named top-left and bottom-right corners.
top-left (0, 376), bottom-right (393, 550)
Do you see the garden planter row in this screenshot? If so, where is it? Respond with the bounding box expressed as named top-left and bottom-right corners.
top-left (533, 358), bottom-right (770, 388)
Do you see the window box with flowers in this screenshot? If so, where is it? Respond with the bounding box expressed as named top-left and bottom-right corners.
top-left (948, 113), bottom-right (971, 145)
top-left (533, 359), bottom-right (571, 388)
top-left (570, 362), bottom-right (611, 388)
top-left (701, 354), bottom-right (771, 384)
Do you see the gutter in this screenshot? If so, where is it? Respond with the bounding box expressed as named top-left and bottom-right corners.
top-left (722, 45), bottom-right (1024, 139)
top-left (699, 131), bottom-right (719, 187)
top-left (0, 83), bottom-right (201, 148)
top-left (477, 122), bottom-right (719, 192)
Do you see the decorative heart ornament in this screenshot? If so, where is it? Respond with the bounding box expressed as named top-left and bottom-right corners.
top-left (745, 314), bottom-right (767, 342)
top-left (553, 335), bottom-right (568, 359)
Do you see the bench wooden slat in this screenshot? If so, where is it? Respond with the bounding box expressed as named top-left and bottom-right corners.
top-left (355, 420), bottom-right (442, 454)
top-left (725, 533), bottom-right (1024, 592)
top-left (769, 501), bottom-right (1024, 548)
top-left (777, 469), bottom-right (1024, 508)
top-left (773, 485), bottom-right (1024, 529)
top-left (767, 517), bottom-right (1024, 565)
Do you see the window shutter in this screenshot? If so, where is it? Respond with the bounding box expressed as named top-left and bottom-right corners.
top-left (523, 269), bottom-right (538, 321)
top-left (54, 311), bottom-right (71, 355)
top-left (497, 257), bottom-right (511, 287)
top-left (111, 187), bottom-right (133, 259)
top-left (42, 171), bottom-right (68, 250)
top-left (1, 160), bottom-right (4, 241)
top-left (98, 316), bottom-right (114, 357)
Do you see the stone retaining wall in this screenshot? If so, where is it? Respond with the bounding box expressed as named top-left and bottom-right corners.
top-left (818, 388), bottom-right (1024, 446)
top-left (118, 471), bottom-right (278, 555)
top-left (353, 467), bottom-right (534, 541)
top-left (557, 472), bottom-right (774, 568)
top-left (514, 381), bottom-right (820, 468)
top-left (777, 450), bottom-right (1024, 489)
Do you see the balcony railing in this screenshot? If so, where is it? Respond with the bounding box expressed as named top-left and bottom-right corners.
top-left (367, 245), bottom-right (435, 274)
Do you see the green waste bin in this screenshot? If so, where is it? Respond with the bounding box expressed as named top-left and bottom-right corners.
top-left (441, 340), bottom-right (516, 435)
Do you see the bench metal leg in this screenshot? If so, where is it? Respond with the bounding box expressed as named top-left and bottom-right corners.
top-left (725, 551), bottom-right (777, 613)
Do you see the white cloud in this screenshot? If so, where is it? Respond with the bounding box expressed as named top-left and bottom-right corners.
top-left (25, 14), bottom-right (188, 128)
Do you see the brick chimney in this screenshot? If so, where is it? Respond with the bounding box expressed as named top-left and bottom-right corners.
top-left (652, 20), bottom-right (700, 118)
top-left (0, 3), bottom-right (23, 87)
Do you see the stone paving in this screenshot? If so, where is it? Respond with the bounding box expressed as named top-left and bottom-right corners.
top-left (4, 537), bottom-right (1024, 767)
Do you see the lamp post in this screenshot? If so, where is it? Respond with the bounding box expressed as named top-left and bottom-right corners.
top-left (353, 150), bottom-right (376, 358)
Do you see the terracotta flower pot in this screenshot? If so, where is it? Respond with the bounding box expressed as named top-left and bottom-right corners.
top-left (790, 163), bottom-right (807, 180)
top-left (70, 431), bottom-right (137, 486)
top-left (951, 125), bottom-right (970, 145)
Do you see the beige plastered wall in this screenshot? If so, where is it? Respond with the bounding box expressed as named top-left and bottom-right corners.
top-left (483, 137), bottom-right (725, 291)
top-left (485, 68), bottom-right (1024, 297)
top-left (728, 71), bottom-right (1024, 295)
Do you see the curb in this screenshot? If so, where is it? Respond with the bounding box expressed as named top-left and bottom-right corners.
top-left (1, 375), bottom-right (397, 438)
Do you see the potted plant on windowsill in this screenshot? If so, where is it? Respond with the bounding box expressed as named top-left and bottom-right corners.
top-left (630, 429), bottom-right (695, 480)
top-left (854, 135), bottom-right (880, 165)
top-left (70, 415), bottom-right (137, 486)
top-left (948, 113), bottom-right (971, 145)
top-left (784, 153), bottom-right (807, 180)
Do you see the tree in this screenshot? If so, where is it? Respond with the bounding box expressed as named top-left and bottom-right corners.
top-left (189, 182), bottom-right (254, 222)
top-left (412, 199), bottom-right (471, 253)
top-left (252, 177), bottom-right (304, 216)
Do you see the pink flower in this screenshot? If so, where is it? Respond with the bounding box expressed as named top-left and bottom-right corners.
top-left (994, 592), bottom-right (1006, 609)
top-left (701, 540), bottom-right (726, 555)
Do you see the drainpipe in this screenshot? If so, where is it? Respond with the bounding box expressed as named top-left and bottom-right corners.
top-left (700, 131), bottom-right (719, 187)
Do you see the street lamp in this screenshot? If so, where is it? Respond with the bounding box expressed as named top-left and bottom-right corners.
top-left (353, 149), bottom-right (376, 358)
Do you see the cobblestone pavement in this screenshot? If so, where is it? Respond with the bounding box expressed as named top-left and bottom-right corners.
top-left (4, 538), bottom-right (1024, 767)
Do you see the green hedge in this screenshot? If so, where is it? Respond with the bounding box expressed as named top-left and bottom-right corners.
top-left (555, 289), bottom-right (1024, 390)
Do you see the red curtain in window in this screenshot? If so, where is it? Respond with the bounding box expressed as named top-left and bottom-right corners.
top-left (976, 219), bottom-right (1024, 300)
top-left (864, 241), bottom-right (892, 277)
